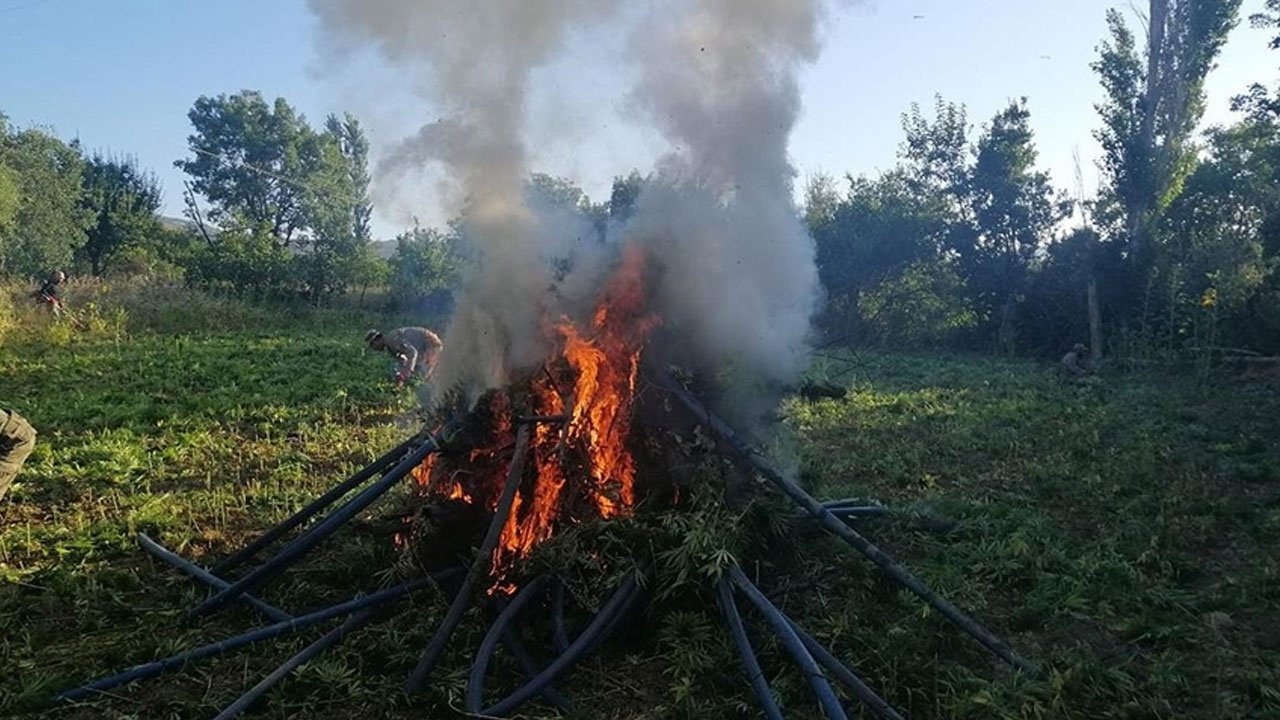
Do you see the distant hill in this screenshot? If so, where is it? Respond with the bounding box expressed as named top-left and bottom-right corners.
top-left (158, 215), bottom-right (209, 235)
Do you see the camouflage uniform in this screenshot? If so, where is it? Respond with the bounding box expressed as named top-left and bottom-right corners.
top-left (0, 409), bottom-right (36, 501)
top-left (384, 327), bottom-right (444, 382)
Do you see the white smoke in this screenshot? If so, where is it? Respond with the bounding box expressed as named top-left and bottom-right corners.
top-left (623, 0), bottom-right (826, 392)
top-left (307, 0), bottom-right (833, 409)
top-left (307, 0), bottom-right (623, 392)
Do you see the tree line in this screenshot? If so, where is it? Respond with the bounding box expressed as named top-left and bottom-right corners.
top-left (809, 0), bottom-right (1280, 360)
top-left (3, 0), bottom-right (1279, 361)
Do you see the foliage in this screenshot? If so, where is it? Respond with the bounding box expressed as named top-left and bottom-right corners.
top-left (184, 223), bottom-right (294, 298)
top-left (858, 257), bottom-right (979, 348)
top-left (4, 328), bottom-right (1279, 717)
top-left (0, 117), bottom-right (93, 277)
top-left (810, 98), bottom-right (1056, 352)
top-left (788, 351), bottom-right (1280, 719)
top-left (175, 93), bottom-right (378, 299)
top-left (608, 170), bottom-right (645, 225)
top-left (0, 163), bottom-right (18, 239)
top-left (810, 171), bottom-right (948, 339)
top-left (175, 91), bottom-right (319, 245)
top-left (1091, 1), bottom-right (1242, 261)
top-left (388, 223), bottom-right (464, 314)
top-left (75, 152), bottom-right (163, 277)
top-left (967, 99), bottom-right (1071, 352)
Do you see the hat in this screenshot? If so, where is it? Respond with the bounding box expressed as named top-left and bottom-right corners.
top-left (364, 329), bottom-right (383, 344)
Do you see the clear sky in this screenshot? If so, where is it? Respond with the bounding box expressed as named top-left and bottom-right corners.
top-left (1, 0), bottom-right (1275, 238)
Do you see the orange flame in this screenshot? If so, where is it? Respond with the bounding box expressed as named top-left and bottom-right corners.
top-left (410, 245), bottom-right (659, 592)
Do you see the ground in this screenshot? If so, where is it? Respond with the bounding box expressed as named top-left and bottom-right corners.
top-left (1, 287), bottom-right (1278, 719)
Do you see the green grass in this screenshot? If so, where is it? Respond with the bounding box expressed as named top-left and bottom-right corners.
top-left (2, 290), bottom-right (1278, 719)
top-left (783, 352), bottom-right (1280, 719)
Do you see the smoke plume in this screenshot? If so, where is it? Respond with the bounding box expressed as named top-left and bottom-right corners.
top-left (624, 0), bottom-right (826, 393)
top-left (307, 0), bottom-right (622, 391)
top-left (308, 0), bottom-right (832, 412)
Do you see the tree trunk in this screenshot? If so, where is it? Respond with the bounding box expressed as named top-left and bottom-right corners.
top-left (1130, 0), bottom-right (1169, 260)
top-left (1088, 275), bottom-right (1103, 364)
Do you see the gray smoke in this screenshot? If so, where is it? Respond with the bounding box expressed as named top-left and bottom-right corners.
top-left (307, 0), bottom-right (831, 409)
top-left (307, 0), bottom-right (621, 391)
top-left (623, 0), bottom-right (826, 396)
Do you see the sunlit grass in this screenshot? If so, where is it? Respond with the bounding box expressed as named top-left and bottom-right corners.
top-left (2, 300), bottom-right (1278, 717)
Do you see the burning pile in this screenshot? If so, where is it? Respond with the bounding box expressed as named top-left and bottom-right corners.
top-left (399, 244), bottom-right (666, 591)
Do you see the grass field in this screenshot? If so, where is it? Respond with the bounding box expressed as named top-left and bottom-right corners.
top-left (2, 285), bottom-right (1278, 719)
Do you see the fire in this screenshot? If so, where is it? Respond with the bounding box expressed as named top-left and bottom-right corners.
top-left (408, 244), bottom-right (659, 591)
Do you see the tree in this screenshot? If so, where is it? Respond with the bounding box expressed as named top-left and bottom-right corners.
top-left (76, 153), bottom-right (162, 276)
top-left (808, 170), bottom-right (952, 340)
top-left (608, 171), bottom-right (645, 224)
top-left (295, 116), bottom-right (374, 300)
top-left (388, 223), bottom-right (464, 315)
top-left (175, 91), bottom-right (322, 247)
top-left (1233, 1), bottom-right (1280, 119)
top-left (176, 93), bottom-right (376, 298)
top-left (967, 99), bottom-right (1069, 352)
top-left (1252, 0), bottom-right (1279, 48)
top-left (1092, 1), bottom-right (1242, 262)
top-left (0, 117), bottom-right (92, 277)
top-left (323, 113), bottom-right (372, 244)
top-left (0, 164), bottom-right (18, 241)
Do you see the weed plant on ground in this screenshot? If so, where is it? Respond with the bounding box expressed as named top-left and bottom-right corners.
top-left (2, 293), bottom-right (1278, 718)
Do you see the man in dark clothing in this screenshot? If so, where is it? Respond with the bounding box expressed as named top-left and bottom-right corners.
top-left (1, 409), bottom-right (36, 501)
top-left (34, 270), bottom-right (66, 316)
top-left (365, 327), bottom-right (444, 386)
top-left (1060, 343), bottom-right (1092, 378)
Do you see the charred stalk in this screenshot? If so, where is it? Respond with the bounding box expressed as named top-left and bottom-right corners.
top-left (480, 570), bottom-right (644, 718)
top-left (727, 565), bottom-right (848, 720)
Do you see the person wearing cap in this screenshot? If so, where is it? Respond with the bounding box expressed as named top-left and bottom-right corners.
top-left (365, 327), bottom-right (443, 387)
top-left (1060, 342), bottom-right (1092, 378)
top-left (34, 270), bottom-right (66, 316)
top-left (0, 408), bottom-right (36, 501)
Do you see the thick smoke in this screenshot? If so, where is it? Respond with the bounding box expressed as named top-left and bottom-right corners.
top-left (624, 0), bottom-right (826, 396)
top-left (307, 0), bottom-right (621, 392)
top-left (307, 0), bottom-right (830, 412)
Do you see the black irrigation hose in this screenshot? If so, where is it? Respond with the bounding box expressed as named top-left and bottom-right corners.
top-left (551, 576), bottom-right (571, 654)
top-left (821, 498), bottom-right (876, 510)
top-left (480, 571), bottom-right (643, 718)
top-left (500, 626), bottom-right (576, 714)
top-left (466, 576), bottom-right (549, 712)
top-left (403, 424), bottom-right (532, 694)
top-left (211, 435), bottom-right (419, 575)
top-left (728, 565), bottom-right (848, 720)
top-left (189, 427), bottom-right (451, 620)
top-left (827, 506), bottom-right (892, 519)
top-left (55, 574), bottom-right (448, 703)
top-left (136, 533), bottom-right (293, 623)
top-left (785, 619), bottom-right (906, 720)
top-left (717, 576), bottom-right (785, 720)
top-left (211, 606), bottom-right (382, 720)
top-left (663, 378), bottom-right (1041, 677)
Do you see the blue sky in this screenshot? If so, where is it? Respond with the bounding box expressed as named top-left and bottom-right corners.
top-left (1, 0), bottom-right (1275, 238)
